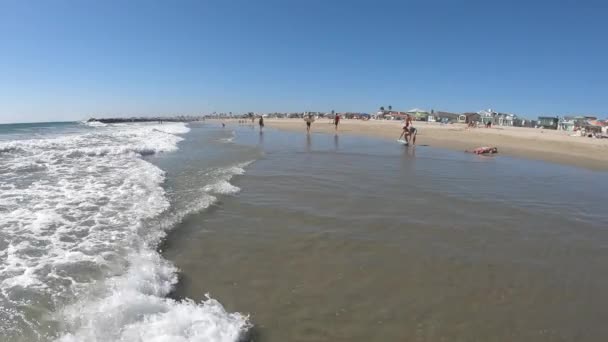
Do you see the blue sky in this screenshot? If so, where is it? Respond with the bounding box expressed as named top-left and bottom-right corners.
top-left (0, 0), bottom-right (606, 123)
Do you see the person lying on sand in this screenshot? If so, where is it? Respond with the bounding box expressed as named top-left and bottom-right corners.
top-left (466, 146), bottom-right (498, 154)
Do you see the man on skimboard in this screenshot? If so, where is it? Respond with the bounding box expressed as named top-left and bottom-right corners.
top-left (397, 114), bottom-right (417, 145)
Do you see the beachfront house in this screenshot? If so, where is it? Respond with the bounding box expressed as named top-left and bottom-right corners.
top-left (537, 116), bottom-right (559, 129)
top-left (406, 108), bottom-right (430, 121)
top-left (377, 109), bottom-right (410, 120)
top-left (434, 111), bottom-right (460, 123)
top-left (342, 112), bottom-right (370, 120)
top-left (513, 118), bottom-right (535, 128)
top-left (478, 109), bottom-right (497, 125)
top-left (558, 116), bottom-right (601, 132)
top-left (464, 112), bottom-right (481, 124)
top-left (558, 116), bottom-right (577, 131)
top-left (496, 113), bottom-right (516, 126)
top-left (557, 116), bottom-right (590, 131)
top-left (586, 119), bottom-right (606, 134)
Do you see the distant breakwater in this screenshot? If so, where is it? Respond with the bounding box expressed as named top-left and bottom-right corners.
top-left (90, 117), bottom-right (204, 123)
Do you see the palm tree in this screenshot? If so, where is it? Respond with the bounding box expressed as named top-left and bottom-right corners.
top-left (380, 106), bottom-right (385, 112)
top-left (388, 105), bottom-right (392, 112)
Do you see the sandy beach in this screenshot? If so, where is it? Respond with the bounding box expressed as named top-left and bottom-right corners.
top-left (256, 118), bottom-right (608, 171)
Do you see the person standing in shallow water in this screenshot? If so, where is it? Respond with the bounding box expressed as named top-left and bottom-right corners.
top-left (258, 116), bottom-right (264, 132)
top-left (334, 114), bottom-right (340, 131)
top-left (304, 114), bottom-right (314, 134)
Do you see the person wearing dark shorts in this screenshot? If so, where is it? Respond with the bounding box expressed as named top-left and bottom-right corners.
top-left (305, 114), bottom-right (314, 133)
top-left (258, 116), bottom-right (264, 131)
top-left (334, 114), bottom-right (340, 131)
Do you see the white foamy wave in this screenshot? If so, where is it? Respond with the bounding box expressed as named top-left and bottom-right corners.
top-left (218, 137), bottom-right (235, 143)
top-left (0, 122), bottom-right (249, 341)
top-left (200, 161), bottom-right (253, 197)
top-left (207, 161), bottom-right (253, 177)
top-left (82, 120), bottom-right (107, 127)
top-left (57, 248), bottom-right (249, 342)
top-left (0, 143), bottom-right (21, 154)
top-left (151, 123), bottom-right (191, 135)
top-left (204, 180), bottom-right (241, 195)
top-left (218, 131), bottom-right (236, 143)
top-left (0, 123), bottom-right (188, 176)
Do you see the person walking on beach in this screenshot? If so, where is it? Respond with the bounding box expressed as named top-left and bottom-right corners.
top-left (304, 114), bottom-right (315, 134)
top-left (258, 116), bottom-right (264, 131)
top-left (334, 114), bottom-right (340, 131)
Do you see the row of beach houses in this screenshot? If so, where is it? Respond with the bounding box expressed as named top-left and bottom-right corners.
top-left (376, 108), bottom-right (532, 127)
top-left (375, 108), bottom-right (608, 134)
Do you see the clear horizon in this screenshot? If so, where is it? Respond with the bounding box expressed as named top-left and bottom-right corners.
top-left (1, 0), bottom-right (607, 124)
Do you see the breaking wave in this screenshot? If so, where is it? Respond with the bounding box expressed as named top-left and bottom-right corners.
top-left (0, 122), bottom-right (250, 342)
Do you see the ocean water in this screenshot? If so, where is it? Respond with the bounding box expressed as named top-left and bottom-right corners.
top-left (0, 121), bottom-right (251, 341)
top-left (2, 121), bottom-right (608, 341)
top-left (164, 124), bottom-right (608, 341)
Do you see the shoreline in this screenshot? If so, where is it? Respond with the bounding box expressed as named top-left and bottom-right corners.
top-left (250, 118), bottom-right (608, 171)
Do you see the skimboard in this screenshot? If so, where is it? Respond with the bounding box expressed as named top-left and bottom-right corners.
top-left (397, 139), bottom-right (409, 145)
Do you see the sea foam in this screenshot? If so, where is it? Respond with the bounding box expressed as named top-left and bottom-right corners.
top-left (0, 122), bottom-right (250, 341)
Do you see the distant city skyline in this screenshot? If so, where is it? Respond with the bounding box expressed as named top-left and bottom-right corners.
top-left (1, 0), bottom-right (607, 124)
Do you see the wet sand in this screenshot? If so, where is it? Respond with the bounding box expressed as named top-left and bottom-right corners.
top-left (257, 118), bottom-right (608, 171)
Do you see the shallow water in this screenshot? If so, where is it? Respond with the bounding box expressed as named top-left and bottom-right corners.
top-left (164, 124), bottom-right (608, 341)
top-left (2, 121), bottom-right (607, 341)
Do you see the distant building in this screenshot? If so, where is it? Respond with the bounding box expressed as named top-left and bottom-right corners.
top-left (496, 113), bottom-right (516, 126)
top-left (433, 111), bottom-right (460, 123)
top-left (537, 116), bottom-right (559, 129)
top-left (513, 118), bottom-right (534, 127)
top-left (559, 116), bottom-right (600, 131)
top-left (406, 108), bottom-right (430, 121)
top-left (477, 109), bottom-right (497, 125)
top-left (377, 110), bottom-right (409, 120)
top-left (463, 112), bottom-right (481, 124)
